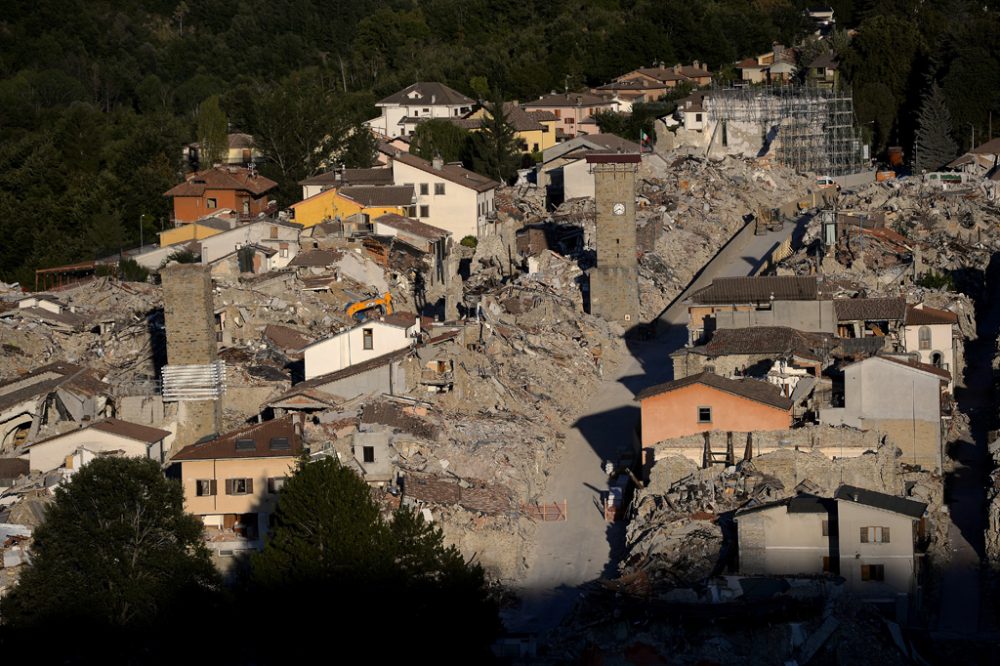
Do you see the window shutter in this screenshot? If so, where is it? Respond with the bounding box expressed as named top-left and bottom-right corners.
top-left (225, 479), bottom-right (233, 495)
top-left (861, 564), bottom-right (870, 581)
top-left (860, 527), bottom-right (868, 543)
top-left (246, 478), bottom-right (254, 494)
top-left (882, 526), bottom-right (890, 543)
top-left (210, 480), bottom-right (218, 496)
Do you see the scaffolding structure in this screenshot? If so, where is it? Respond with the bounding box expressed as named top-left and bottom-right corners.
top-left (706, 85), bottom-right (866, 176)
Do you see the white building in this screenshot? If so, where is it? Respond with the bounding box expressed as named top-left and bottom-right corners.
top-left (133, 220), bottom-right (302, 271)
top-left (303, 313), bottom-right (422, 380)
top-left (367, 82), bottom-right (474, 139)
top-left (26, 418), bottom-right (171, 473)
top-left (902, 303), bottom-right (959, 390)
top-left (389, 151), bottom-right (499, 239)
top-left (537, 134), bottom-right (642, 204)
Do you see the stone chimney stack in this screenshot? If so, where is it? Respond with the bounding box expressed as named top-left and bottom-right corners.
top-left (432, 154), bottom-right (444, 171)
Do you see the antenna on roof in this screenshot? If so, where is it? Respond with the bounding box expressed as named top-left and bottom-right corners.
top-left (248, 161), bottom-right (257, 179)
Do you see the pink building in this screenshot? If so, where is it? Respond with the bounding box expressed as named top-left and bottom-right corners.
top-left (522, 92), bottom-right (617, 140)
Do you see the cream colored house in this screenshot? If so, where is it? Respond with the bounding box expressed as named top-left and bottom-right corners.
top-left (735, 485), bottom-right (927, 598)
top-left (303, 312), bottom-right (421, 380)
top-left (389, 151), bottom-right (499, 239)
top-left (170, 415), bottom-right (302, 549)
top-left (367, 82), bottom-right (474, 139)
top-left (26, 418), bottom-right (171, 473)
top-left (902, 303), bottom-right (959, 390)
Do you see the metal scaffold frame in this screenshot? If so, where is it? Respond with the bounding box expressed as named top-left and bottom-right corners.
top-left (706, 85), bottom-right (866, 176)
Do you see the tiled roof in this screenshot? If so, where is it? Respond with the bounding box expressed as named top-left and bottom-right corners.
top-left (523, 92), bottom-right (614, 108)
top-left (736, 57), bottom-right (762, 69)
top-left (702, 327), bottom-right (832, 359)
top-left (635, 371), bottom-right (793, 410)
top-left (1, 306), bottom-right (87, 330)
top-left (689, 276), bottom-right (826, 305)
top-left (288, 249), bottom-right (342, 267)
top-left (904, 304), bottom-right (958, 326)
top-left (834, 297), bottom-right (906, 322)
top-left (834, 485), bottom-right (927, 518)
top-left (809, 52), bottom-right (839, 69)
top-left (171, 415), bottom-right (301, 461)
top-left (0, 362), bottom-right (109, 412)
top-left (275, 348), bottom-right (413, 401)
top-left (377, 82), bottom-right (473, 107)
top-left (263, 324), bottom-right (313, 352)
top-left (736, 495), bottom-right (834, 517)
top-left (875, 354), bottom-right (952, 381)
top-left (338, 185), bottom-right (414, 207)
top-left (299, 167), bottom-right (393, 188)
top-left (633, 67), bottom-right (688, 82)
top-left (163, 166), bottom-right (277, 198)
top-left (390, 151), bottom-right (499, 192)
top-left (380, 311), bottom-right (431, 329)
top-left (527, 110), bottom-right (557, 122)
top-left (374, 214), bottom-right (450, 240)
top-left (90, 418), bottom-right (171, 443)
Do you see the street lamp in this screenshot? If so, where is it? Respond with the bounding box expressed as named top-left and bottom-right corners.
top-left (139, 213), bottom-right (148, 248)
top-left (967, 123), bottom-right (977, 150)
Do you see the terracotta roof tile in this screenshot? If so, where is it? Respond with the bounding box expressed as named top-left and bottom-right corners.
top-left (834, 297), bottom-right (907, 322)
top-left (689, 276), bottom-right (828, 305)
top-left (338, 185), bottom-right (414, 207)
top-left (390, 151), bottom-right (499, 192)
top-left (374, 213), bottom-right (450, 240)
top-left (834, 484), bottom-right (926, 518)
top-left (702, 327), bottom-right (831, 359)
top-left (635, 371), bottom-right (793, 410)
top-left (377, 82), bottom-right (474, 107)
top-left (904, 304), bottom-right (958, 326)
top-left (523, 92), bottom-right (614, 108)
top-left (164, 166), bottom-right (276, 198)
top-left (263, 324), bottom-right (313, 352)
top-left (171, 415), bottom-right (301, 461)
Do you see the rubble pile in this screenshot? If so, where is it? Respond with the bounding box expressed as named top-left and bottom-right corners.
top-left (623, 445), bottom-right (948, 592)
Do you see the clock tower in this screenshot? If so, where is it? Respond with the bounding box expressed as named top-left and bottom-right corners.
top-left (587, 152), bottom-right (640, 328)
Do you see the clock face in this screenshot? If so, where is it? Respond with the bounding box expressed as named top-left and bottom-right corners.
top-left (612, 202), bottom-right (626, 215)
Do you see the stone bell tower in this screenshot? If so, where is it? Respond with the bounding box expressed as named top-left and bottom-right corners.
top-left (587, 153), bottom-right (640, 326)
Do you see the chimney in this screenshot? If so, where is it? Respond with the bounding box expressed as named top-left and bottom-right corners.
top-left (432, 154), bottom-right (443, 171)
top-left (694, 59), bottom-right (701, 70)
top-left (431, 94), bottom-right (436, 104)
top-left (673, 63), bottom-right (681, 74)
top-left (414, 315), bottom-right (421, 335)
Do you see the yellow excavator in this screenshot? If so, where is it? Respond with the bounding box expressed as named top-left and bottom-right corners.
top-left (345, 292), bottom-right (393, 321)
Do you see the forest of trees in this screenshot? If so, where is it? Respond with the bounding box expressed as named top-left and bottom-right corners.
top-left (2, 0), bottom-right (999, 284)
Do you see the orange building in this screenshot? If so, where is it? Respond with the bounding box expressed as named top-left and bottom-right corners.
top-left (164, 166), bottom-right (277, 224)
top-left (636, 372), bottom-right (792, 447)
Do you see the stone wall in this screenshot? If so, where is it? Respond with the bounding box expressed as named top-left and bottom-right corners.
top-left (650, 424), bottom-right (883, 467)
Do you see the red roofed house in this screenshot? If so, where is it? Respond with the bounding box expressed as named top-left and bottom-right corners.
top-left (164, 165), bottom-right (277, 224)
top-left (170, 415), bottom-right (303, 551)
top-left (26, 418), bottom-right (172, 474)
top-left (636, 372), bottom-right (793, 448)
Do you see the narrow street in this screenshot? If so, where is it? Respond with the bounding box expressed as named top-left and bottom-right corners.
top-left (505, 214), bottom-right (810, 634)
top-left (936, 255), bottom-right (999, 635)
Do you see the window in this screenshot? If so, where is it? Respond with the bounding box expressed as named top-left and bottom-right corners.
top-left (434, 183), bottom-right (445, 195)
top-left (235, 438), bottom-right (256, 451)
top-left (363, 446), bottom-right (376, 464)
top-left (918, 326), bottom-right (931, 350)
top-left (564, 118), bottom-right (574, 124)
top-left (196, 480), bottom-right (217, 497)
top-left (553, 110), bottom-right (561, 119)
top-left (697, 407), bottom-right (712, 423)
top-left (226, 478), bottom-right (253, 495)
top-left (696, 113), bottom-right (703, 122)
top-left (420, 183), bottom-right (429, 195)
top-left (532, 143), bottom-right (539, 152)
top-left (270, 226), bottom-right (278, 239)
top-left (269, 437), bottom-right (291, 451)
top-left (280, 242), bottom-right (288, 258)
top-left (822, 520), bottom-right (829, 537)
top-left (419, 205), bottom-right (430, 218)
top-left (422, 108), bottom-right (429, 113)
top-left (363, 328), bottom-right (374, 350)
top-left (267, 477), bottom-right (287, 494)
top-left (859, 526), bottom-right (890, 543)
top-left (206, 197), bottom-right (217, 209)
top-left (861, 564), bottom-right (885, 581)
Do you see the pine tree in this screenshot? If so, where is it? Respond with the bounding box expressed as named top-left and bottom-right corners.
top-left (468, 93), bottom-right (520, 184)
top-left (914, 83), bottom-right (958, 173)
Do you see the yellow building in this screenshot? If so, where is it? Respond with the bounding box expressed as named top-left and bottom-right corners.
top-left (289, 184), bottom-right (415, 228)
top-left (170, 415), bottom-right (302, 549)
top-left (463, 102), bottom-right (557, 154)
top-left (158, 219), bottom-right (230, 247)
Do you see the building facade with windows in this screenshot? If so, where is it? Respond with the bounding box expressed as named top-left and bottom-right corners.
top-left (735, 485), bottom-right (927, 598)
top-left (389, 151), bottom-right (499, 239)
top-left (366, 82), bottom-right (474, 139)
top-left (163, 166), bottom-right (276, 224)
top-left (635, 371), bottom-right (792, 447)
top-left (170, 415), bottom-right (303, 550)
top-left (902, 303), bottom-right (960, 390)
top-left (302, 313), bottom-right (422, 380)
